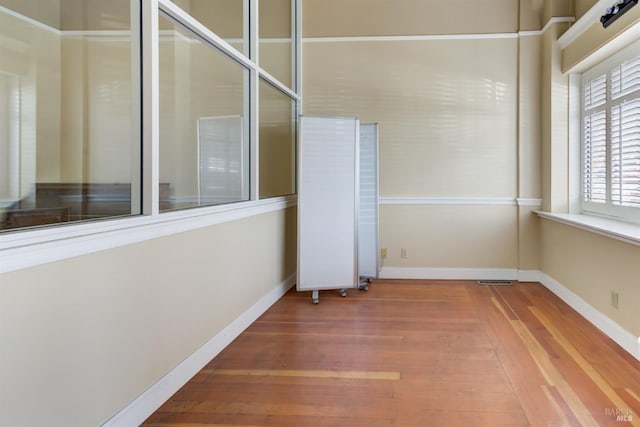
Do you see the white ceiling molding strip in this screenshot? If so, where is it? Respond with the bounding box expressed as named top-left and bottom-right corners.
top-left (519, 16), bottom-right (576, 37)
top-left (303, 33), bottom-right (518, 43)
top-left (379, 197), bottom-right (517, 205)
top-left (516, 198), bottom-right (543, 206)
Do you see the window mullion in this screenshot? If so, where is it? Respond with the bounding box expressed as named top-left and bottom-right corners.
top-left (142, 0), bottom-right (160, 216)
top-left (250, 0), bottom-right (259, 200)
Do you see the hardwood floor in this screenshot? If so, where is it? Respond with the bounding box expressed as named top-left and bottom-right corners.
top-left (142, 280), bottom-right (640, 426)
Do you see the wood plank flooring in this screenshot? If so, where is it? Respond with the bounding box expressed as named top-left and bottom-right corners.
top-left (142, 280), bottom-right (640, 426)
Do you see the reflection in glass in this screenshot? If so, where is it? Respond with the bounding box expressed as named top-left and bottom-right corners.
top-left (259, 0), bottom-right (293, 88)
top-left (168, 0), bottom-right (247, 54)
top-left (159, 13), bottom-right (249, 212)
top-left (0, 0), bottom-right (140, 232)
top-left (259, 79), bottom-right (296, 198)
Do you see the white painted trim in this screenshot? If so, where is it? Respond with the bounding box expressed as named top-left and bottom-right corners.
top-left (62, 30), bottom-right (133, 38)
top-left (519, 16), bottom-right (576, 37)
top-left (565, 19), bottom-right (640, 74)
top-left (249, 0), bottom-right (259, 200)
top-left (143, 0), bottom-right (159, 216)
top-left (101, 273), bottom-right (296, 427)
top-left (98, 268), bottom-right (639, 427)
top-left (378, 267), bottom-right (640, 361)
top-left (517, 270), bottom-right (542, 282)
top-left (379, 197), bottom-right (516, 206)
top-left (260, 37), bottom-right (294, 44)
top-left (536, 211), bottom-right (640, 247)
top-left (558, 0), bottom-right (610, 49)
top-left (303, 17), bottom-right (575, 44)
top-left (159, 0), bottom-right (255, 71)
top-left (537, 272), bottom-right (640, 362)
top-left (303, 33), bottom-right (518, 43)
top-left (379, 267), bottom-right (519, 280)
top-left (0, 196), bottom-right (297, 274)
top-left (516, 198), bottom-right (543, 207)
top-left (258, 67), bottom-right (301, 102)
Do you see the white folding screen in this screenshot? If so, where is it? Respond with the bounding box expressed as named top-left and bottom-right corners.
top-left (358, 123), bottom-right (380, 279)
top-left (297, 116), bottom-right (360, 294)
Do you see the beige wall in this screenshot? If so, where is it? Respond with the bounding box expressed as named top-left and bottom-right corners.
top-left (0, 0), bottom-right (60, 28)
top-left (0, 207), bottom-right (297, 426)
top-left (189, 0), bottom-right (245, 39)
top-left (60, 0), bottom-right (131, 31)
top-left (259, 80), bottom-right (295, 198)
top-left (5, 1), bottom-right (640, 426)
top-left (574, 0), bottom-right (598, 20)
top-left (540, 219), bottom-right (640, 337)
top-left (517, 32), bottom-right (544, 277)
top-left (304, 39), bottom-right (518, 198)
top-left (541, 23), bottom-right (571, 213)
top-left (303, 0), bottom-right (534, 272)
top-left (0, 5), bottom-right (298, 427)
top-left (381, 205), bottom-right (518, 268)
top-left (518, 34), bottom-right (544, 269)
top-left (303, 0), bottom-right (519, 37)
top-left (537, 0), bottom-right (640, 349)
top-left (542, 0), bottom-right (574, 24)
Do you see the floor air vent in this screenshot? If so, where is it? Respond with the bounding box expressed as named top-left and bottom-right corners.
top-left (477, 280), bottom-right (513, 286)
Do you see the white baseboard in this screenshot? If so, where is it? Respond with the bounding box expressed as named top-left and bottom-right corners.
top-left (101, 274), bottom-right (296, 427)
top-left (102, 267), bottom-right (639, 426)
top-left (536, 272), bottom-right (640, 362)
top-left (379, 267), bottom-right (639, 362)
top-left (379, 267), bottom-right (519, 281)
top-left (517, 269), bottom-right (542, 282)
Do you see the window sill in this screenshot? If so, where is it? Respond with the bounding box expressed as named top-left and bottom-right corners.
top-left (536, 211), bottom-right (640, 247)
top-left (0, 195), bottom-right (297, 274)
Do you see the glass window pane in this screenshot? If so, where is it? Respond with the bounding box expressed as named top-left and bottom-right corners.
top-left (259, 0), bottom-right (293, 88)
top-left (170, 0), bottom-right (247, 55)
top-left (0, 0), bottom-right (140, 232)
top-left (159, 13), bottom-right (250, 212)
top-left (259, 79), bottom-right (295, 198)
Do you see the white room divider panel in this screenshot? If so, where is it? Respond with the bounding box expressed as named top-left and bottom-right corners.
top-left (358, 123), bottom-right (380, 282)
top-left (297, 116), bottom-right (360, 303)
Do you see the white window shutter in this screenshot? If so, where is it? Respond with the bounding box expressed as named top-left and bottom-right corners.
top-left (584, 111), bottom-right (607, 203)
top-left (611, 100), bottom-right (640, 207)
top-left (581, 44), bottom-right (640, 222)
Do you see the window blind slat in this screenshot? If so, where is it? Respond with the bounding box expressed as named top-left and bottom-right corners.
top-left (583, 49), bottom-right (640, 215)
top-left (611, 100), bottom-right (640, 207)
top-left (612, 56), bottom-right (640, 100)
top-left (584, 111), bottom-right (607, 203)
top-left (584, 74), bottom-right (607, 110)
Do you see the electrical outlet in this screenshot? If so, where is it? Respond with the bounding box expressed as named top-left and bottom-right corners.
top-left (401, 248), bottom-right (408, 259)
top-left (381, 248), bottom-right (387, 259)
top-left (611, 291), bottom-right (619, 309)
